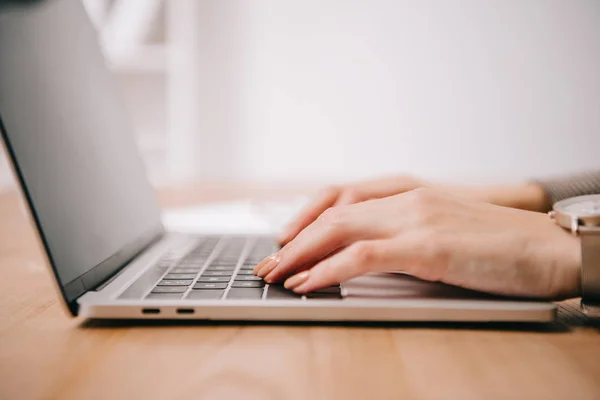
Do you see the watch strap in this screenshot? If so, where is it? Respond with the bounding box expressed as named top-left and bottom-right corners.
top-left (580, 226), bottom-right (600, 314)
top-left (535, 171), bottom-right (600, 205)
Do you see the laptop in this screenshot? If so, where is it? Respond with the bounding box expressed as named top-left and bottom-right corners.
top-left (0, 0), bottom-right (555, 322)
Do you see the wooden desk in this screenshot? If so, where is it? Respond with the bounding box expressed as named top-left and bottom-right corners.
top-left (1, 185), bottom-right (600, 400)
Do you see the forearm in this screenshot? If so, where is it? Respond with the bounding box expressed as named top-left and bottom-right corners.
top-left (481, 183), bottom-right (551, 212)
top-left (438, 182), bottom-right (550, 212)
top-left (443, 170), bottom-right (600, 213)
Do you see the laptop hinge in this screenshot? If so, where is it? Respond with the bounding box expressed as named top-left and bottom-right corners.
top-left (68, 229), bottom-right (166, 315)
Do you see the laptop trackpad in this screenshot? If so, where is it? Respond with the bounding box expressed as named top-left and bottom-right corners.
top-left (343, 273), bottom-right (498, 300)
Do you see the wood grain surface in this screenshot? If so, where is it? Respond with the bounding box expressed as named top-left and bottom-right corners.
top-left (1, 185), bottom-right (600, 400)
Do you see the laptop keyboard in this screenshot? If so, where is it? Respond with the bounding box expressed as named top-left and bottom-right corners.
top-left (119, 236), bottom-right (342, 301)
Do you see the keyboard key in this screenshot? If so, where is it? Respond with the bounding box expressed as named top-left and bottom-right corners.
top-left (157, 280), bottom-right (193, 286)
top-left (179, 260), bottom-right (207, 266)
top-left (181, 256), bottom-right (208, 262)
top-left (231, 281), bottom-right (265, 288)
top-left (306, 286), bottom-right (342, 299)
top-left (210, 260), bottom-right (238, 266)
top-left (187, 290), bottom-right (225, 300)
top-left (171, 268), bottom-right (202, 273)
top-left (216, 253), bottom-right (239, 258)
top-left (245, 258), bottom-right (266, 264)
top-left (197, 276), bottom-right (231, 283)
top-left (146, 293), bottom-right (183, 300)
top-left (255, 237), bottom-right (277, 247)
top-left (226, 287), bottom-right (264, 300)
top-left (164, 273), bottom-right (197, 280)
top-left (313, 286), bottom-right (341, 294)
top-left (182, 254), bottom-right (208, 259)
top-left (235, 269), bottom-right (255, 275)
top-left (266, 285), bottom-right (302, 300)
top-left (151, 286), bottom-right (188, 294)
top-left (204, 265), bottom-right (236, 271)
top-left (234, 275), bottom-right (263, 282)
top-left (305, 293), bottom-right (342, 300)
top-left (202, 271), bottom-right (233, 277)
top-left (193, 282), bottom-right (228, 290)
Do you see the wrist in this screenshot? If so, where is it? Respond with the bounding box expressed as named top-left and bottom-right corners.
top-left (433, 181), bottom-right (551, 212)
top-left (534, 223), bottom-right (582, 300)
top-left (555, 232), bottom-right (582, 300)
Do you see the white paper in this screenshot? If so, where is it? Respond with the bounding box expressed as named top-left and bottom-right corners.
top-left (161, 197), bottom-right (309, 235)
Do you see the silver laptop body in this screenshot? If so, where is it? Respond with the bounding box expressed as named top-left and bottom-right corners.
top-left (0, 0), bottom-right (555, 323)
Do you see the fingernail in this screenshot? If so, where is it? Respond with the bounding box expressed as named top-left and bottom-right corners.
top-left (256, 254), bottom-right (280, 278)
top-left (253, 253), bottom-right (278, 274)
top-left (284, 271), bottom-right (310, 290)
top-left (253, 257), bottom-right (270, 275)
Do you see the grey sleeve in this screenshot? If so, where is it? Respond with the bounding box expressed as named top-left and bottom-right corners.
top-left (534, 170), bottom-right (600, 205)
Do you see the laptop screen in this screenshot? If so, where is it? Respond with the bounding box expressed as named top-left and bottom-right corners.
top-left (0, 0), bottom-right (164, 312)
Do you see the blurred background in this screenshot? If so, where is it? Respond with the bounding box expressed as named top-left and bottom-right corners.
top-left (1, 0), bottom-right (599, 191)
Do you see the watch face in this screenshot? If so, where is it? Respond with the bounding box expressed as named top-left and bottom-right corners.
top-left (556, 195), bottom-right (600, 217)
top-left (564, 199), bottom-right (600, 214)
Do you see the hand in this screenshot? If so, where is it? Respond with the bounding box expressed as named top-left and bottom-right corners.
top-left (278, 175), bottom-right (425, 244)
top-left (255, 188), bottom-right (580, 300)
top-left (278, 175), bottom-right (550, 245)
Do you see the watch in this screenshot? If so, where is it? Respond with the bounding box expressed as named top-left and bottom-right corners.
top-left (550, 194), bottom-right (600, 316)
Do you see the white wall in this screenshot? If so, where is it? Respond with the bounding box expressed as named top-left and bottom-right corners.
top-left (2, 0), bottom-right (600, 190)
top-left (168, 0), bottom-right (600, 185)
top-left (116, 73), bottom-right (168, 184)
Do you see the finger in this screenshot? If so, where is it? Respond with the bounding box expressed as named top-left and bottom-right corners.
top-left (285, 239), bottom-right (395, 293)
top-left (333, 189), bottom-right (364, 207)
top-left (284, 236), bottom-right (440, 294)
top-left (268, 189), bottom-right (442, 282)
top-left (334, 176), bottom-right (421, 207)
top-left (253, 253), bottom-right (280, 275)
top-left (278, 187), bottom-right (340, 245)
top-left (265, 202), bottom-right (390, 283)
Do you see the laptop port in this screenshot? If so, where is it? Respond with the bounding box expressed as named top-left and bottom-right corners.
top-left (141, 308), bottom-right (160, 314)
top-left (177, 308), bottom-right (195, 315)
